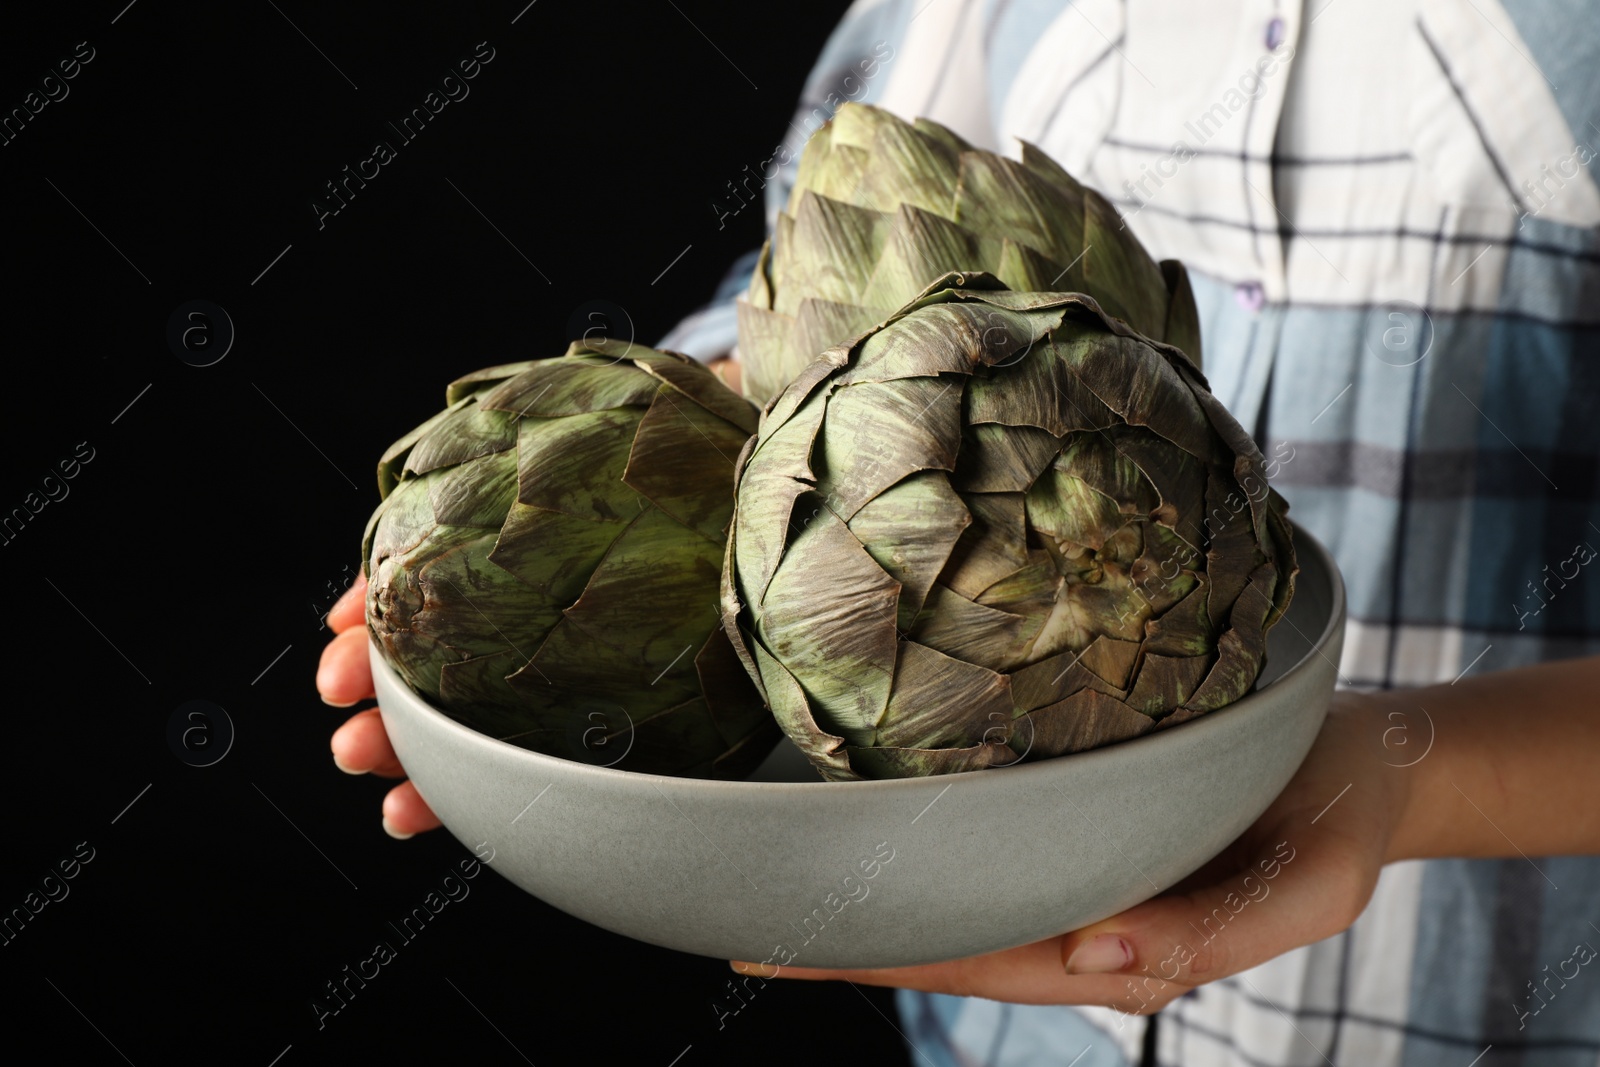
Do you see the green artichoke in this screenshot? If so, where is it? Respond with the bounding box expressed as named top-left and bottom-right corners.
top-left (737, 102), bottom-right (1202, 405)
top-left (721, 275), bottom-right (1296, 782)
top-left (363, 343), bottom-right (780, 778)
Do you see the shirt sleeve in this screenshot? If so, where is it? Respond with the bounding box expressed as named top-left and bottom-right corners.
top-left (654, 0), bottom-right (919, 362)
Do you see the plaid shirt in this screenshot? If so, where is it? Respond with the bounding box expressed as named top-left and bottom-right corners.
top-left (661, 1), bottom-right (1600, 1063)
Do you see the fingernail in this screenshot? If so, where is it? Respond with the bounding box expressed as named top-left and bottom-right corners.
top-left (730, 961), bottom-right (776, 977)
top-left (1065, 934), bottom-right (1132, 975)
top-left (321, 694), bottom-right (358, 708)
top-left (333, 754), bottom-right (366, 776)
top-left (382, 816), bottom-right (414, 840)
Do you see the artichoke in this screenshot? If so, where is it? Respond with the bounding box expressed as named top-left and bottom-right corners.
top-left (363, 343), bottom-right (780, 778)
top-left (721, 275), bottom-right (1296, 782)
top-left (737, 102), bottom-right (1202, 405)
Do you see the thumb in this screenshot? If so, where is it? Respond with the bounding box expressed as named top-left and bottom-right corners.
top-left (1060, 835), bottom-right (1369, 990)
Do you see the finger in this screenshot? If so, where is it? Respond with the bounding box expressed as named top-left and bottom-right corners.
top-left (381, 779), bottom-right (442, 839)
top-left (1058, 832), bottom-right (1370, 989)
top-left (330, 708), bottom-right (405, 778)
top-left (730, 939), bottom-right (1171, 1013)
top-left (326, 573), bottom-right (367, 633)
top-left (317, 626), bottom-right (375, 707)
top-left (710, 356), bottom-right (742, 394)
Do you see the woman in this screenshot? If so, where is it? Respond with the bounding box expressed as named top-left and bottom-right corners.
top-left (319, 2), bottom-right (1600, 1062)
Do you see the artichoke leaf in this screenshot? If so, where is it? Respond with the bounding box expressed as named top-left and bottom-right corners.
top-left (367, 475), bottom-right (438, 569)
top-left (1080, 188), bottom-right (1170, 339)
top-left (748, 239), bottom-right (774, 309)
top-left (803, 142), bottom-right (870, 208)
top-left (438, 650), bottom-right (531, 730)
top-left (1053, 431), bottom-right (1163, 517)
top-left (951, 151), bottom-right (1085, 267)
top-left (1131, 520), bottom-right (1204, 613)
top-left (515, 407), bottom-right (647, 522)
top-left (756, 503), bottom-right (899, 746)
top-left (845, 739), bottom-right (1015, 779)
top-left (734, 301), bottom-right (800, 406)
top-left (837, 307), bottom-right (993, 386)
top-left (1125, 652), bottom-right (1214, 717)
top-left (1028, 565), bottom-right (1162, 655)
top-left (377, 393), bottom-right (473, 497)
top-left (974, 556), bottom-right (1058, 613)
top-left (375, 627), bottom-right (457, 705)
top-left (873, 641), bottom-right (1013, 750)
top-left (546, 505), bottom-right (727, 688)
top-left (828, 98), bottom-right (891, 150)
top-left (1017, 139), bottom-right (1083, 194)
top-left (490, 503), bottom-right (622, 603)
top-left (428, 447), bottom-right (519, 528)
top-left (951, 422), bottom-right (1061, 494)
top-left (966, 339), bottom-right (1119, 436)
top-left (623, 385), bottom-right (749, 544)
top-left (940, 492), bottom-right (1030, 598)
top-left (816, 376), bottom-right (963, 519)
top-left (1106, 423), bottom-right (1208, 529)
top-left (793, 298), bottom-right (883, 374)
top-left (694, 624), bottom-right (769, 748)
top-left (406, 529), bottom-right (557, 656)
top-left (732, 474), bottom-right (814, 618)
top-left (855, 116), bottom-right (962, 217)
top-left (788, 120), bottom-right (835, 208)
top-left (476, 358), bottom-right (658, 417)
top-left (751, 637), bottom-right (859, 781)
top-left (1263, 495), bottom-right (1298, 630)
top-left (775, 192), bottom-right (888, 316)
top-left (994, 236), bottom-right (1069, 295)
top-left (404, 399), bottom-right (518, 477)
top-left (846, 469), bottom-right (972, 630)
top-left (858, 205), bottom-right (980, 313)
top-left (1195, 468), bottom-right (1263, 620)
top-left (630, 350), bottom-right (759, 435)
top-left (1027, 687), bottom-right (1159, 758)
top-left (770, 210), bottom-right (803, 307)
top-left (719, 524), bottom-right (766, 706)
top-left (445, 361), bottom-right (544, 405)
top-left (1026, 466), bottom-right (1127, 553)
top-left (1009, 646), bottom-right (1116, 712)
top-left (1140, 576), bottom-right (1215, 658)
top-left (514, 619), bottom-right (691, 715)
top-left (1079, 635), bottom-right (1143, 691)
top-left (759, 345), bottom-right (847, 435)
top-left (732, 389), bottom-right (830, 607)
top-left (1184, 557), bottom-right (1280, 711)
top-left (909, 582), bottom-right (1039, 673)
top-left (912, 115), bottom-right (975, 157)
top-left (1160, 259), bottom-right (1204, 367)
top-left (1072, 333), bottom-right (1224, 465)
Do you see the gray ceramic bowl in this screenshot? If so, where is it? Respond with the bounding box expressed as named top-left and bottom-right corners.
top-left (372, 521), bottom-right (1344, 969)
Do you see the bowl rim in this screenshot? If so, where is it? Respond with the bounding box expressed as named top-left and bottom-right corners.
top-left (371, 519), bottom-right (1345, 793)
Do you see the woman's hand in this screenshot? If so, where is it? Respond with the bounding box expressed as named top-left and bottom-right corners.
top-left (733, 692), bottom-right (1409, 1016)
top-left (317, 574), bottom-right (442, 839)
top-left (709, 355), bottom-right (741, 394)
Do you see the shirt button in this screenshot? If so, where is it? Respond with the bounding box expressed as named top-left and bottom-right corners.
top-left (1235, 281), bottom-right (1265, 312)
top-left (1265, 17), bottom-right (1285, 50)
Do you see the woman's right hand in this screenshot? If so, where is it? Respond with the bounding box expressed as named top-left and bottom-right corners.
top-left (317, 574), bottom-right (442, 839)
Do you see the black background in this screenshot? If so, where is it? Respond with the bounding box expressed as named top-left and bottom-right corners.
top-left (1, 2), bottom-right (915, 1064)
